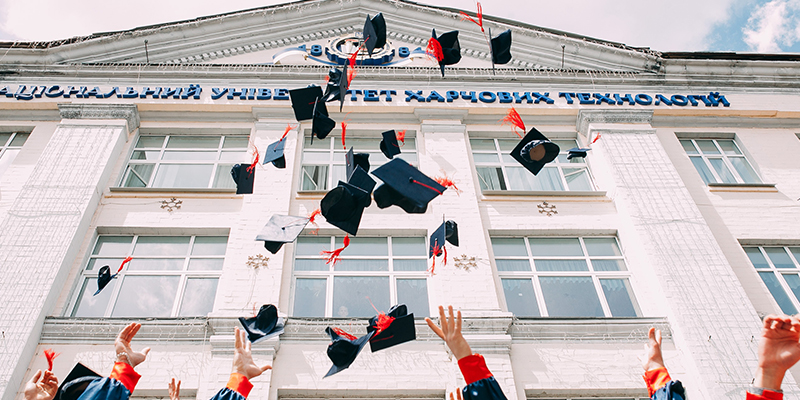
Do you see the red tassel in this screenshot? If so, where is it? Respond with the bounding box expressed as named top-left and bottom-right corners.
top-left (341, 122), bottom-right (347, 150)
top-left (592, 133), bottom-right (601, 144)
top-left (396, 130), bottom-right (406, 146)
top-left (321, 235), bottom-right (350, 265)
top-left (246, 149), bottom-right (259, 173)
top-left (459, 2), bottom-right (484, 32)
top-left (411, 179), bottom-right (444, 195)
top-left (434, 173), bottom-right (462, 195)
top-left (331, 327), bottom-right (358, 341)
top-left (308, 208), bottom-right (321, 224)
top-left (373, 313), bottom-right (395, 335)
top-left (443, 246), bottom-right (447, 266)
top-left (281, 124), bottom-right (294, 141)
top-left (426, 37), bottom-right (444, 62)
top-left (347, 68), bottom-right (357, 86)
top-left (117, 256), bottom-right (133, 274)
top-left (348, 47), bottom-right (360, 68)
top-left (428, 254), bottom-right (436, 275)
top-left (501, 108), bottom-right (525, 138)
top-left (44, 349), bottom-right (59, 371)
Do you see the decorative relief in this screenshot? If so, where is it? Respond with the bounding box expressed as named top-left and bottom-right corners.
top-left (453, 254), bottom-right (477, 271)
top-left (246, 254), bottom-right (270, 269)
top-left (160, 197), bottom-right (182, 212)
top-left (537, 201), bottom-right (557, 216)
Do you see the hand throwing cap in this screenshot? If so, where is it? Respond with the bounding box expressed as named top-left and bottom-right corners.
top-left (324, 328), bottom-right (375, 378)
top-left (379, 130), bottom-right (401, 159)
top-left (256, 214), bottom-right (310, 254)
top-left (321, 183), bottom-right (368, 235)
top-left (372, 158), bottom-right (445, 214)
top-left (238, 304), bottom-right (285, 343)
top-left (346, 147), bottom-right (371, 177)
top-left (367, 304), bottom-right (416, 352)
top-left (289, 86), bottom-right (326, 121)
top-left (567, 147), bottom-right (591, 160)
top-left (230, 164), bottom-right (255, 194)
top-left (363, 13), bottom-right (387, 56)
top-left (263, 139), bottom-right (287, 169)
top-left (56, 363), bottom-right (101, 400)
top-left (510, 127), bottom-right (560, 176)
top-left (490, 29), bottom-right (512, 65)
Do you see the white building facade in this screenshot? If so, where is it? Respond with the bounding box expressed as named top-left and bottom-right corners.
top-left (1, 1), bottom-right (800, 399)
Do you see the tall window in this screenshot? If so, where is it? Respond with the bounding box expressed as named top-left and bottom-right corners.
top-left (292, 236), bottom-right (429, 317)
top-left (0, 131), bottom-right (30, 177)
top-left (680, 139), bottom-right (761, 184)
top-left (72, 235), bottom-right (227, 317)
top-left (300, 132), bottom-right (417, 191)
top-left (470, 138), bottom-right (593, 192)
top-left (492, 236), bottom-right (640, 318)
top-left (745, 246), bottom-right (800, 314)
top-left (121, 135), bottom-right (249, 189)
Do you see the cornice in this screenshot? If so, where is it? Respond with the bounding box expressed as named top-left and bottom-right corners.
top-left (577, 109), bottom-right (654, 136)
top-left (58, 103), bottom-right (140, 132)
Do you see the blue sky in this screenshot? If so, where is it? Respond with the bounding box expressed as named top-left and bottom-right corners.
top-left (0, 0), bottom-right (799, 53)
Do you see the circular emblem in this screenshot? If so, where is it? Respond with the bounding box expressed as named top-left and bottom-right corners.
top-left (325, 34), bottom-right (395, 66)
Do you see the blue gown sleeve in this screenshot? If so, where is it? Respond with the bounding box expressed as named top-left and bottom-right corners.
top-left (457, 354), bottom-right (508, 400)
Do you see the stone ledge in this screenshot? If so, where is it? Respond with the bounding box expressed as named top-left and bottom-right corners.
top-left (577, 109), bottom-right (654, 136)
top-left (511, 317), bottom-right (670, 341)
top-left (708, 183), bottom-right (778, 192)
top-left (58, 104), bottom-right (140, 132)
top-left (481, 190), bottom-right (609, 199)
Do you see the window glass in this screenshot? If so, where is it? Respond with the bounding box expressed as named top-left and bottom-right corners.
top-left (600, 279), bottom-right (639, 317)
top-left (496, 259), bottom-right (532, 272)
top-left (728, 157), bottom-right (760, 183)
top-left (293, 278), bottom-right (327, 317)
top-left (93, 236), bottom-right (133, 256)
top-left (333, 276), bottom-right (390, 317)
top-left (134, 236), bottom-right (190, 256)
top-left (529, 238), bottom-right (583, 256)
top-left (759, 272), bottom-right (798, 314)
top-left (584, 238), bottom-right (622, 257)
top-left (696, 140), bottom-right (720, 154)
top-left (491, 238), bottom-right (528, 257)
top-left (689, 157), bottom-right (715, 184)
top-left (72, 279), bottom-right (114, 317)
top-left (680, 140), bottom-right (698, 154)
top-left (708, 158), bottom-right (737, 183)
top-left (178, 278), bottom-right (219, 317)
top-left (397, 279), bottom-right (430, 317)
top-left (393, 237), bottom-right (426, 256)
top-left (192, 236), bottom-right (228, 255)
top-left (502, 279), bottom-right (540, 317)
top-left (682, 138), bottom-right (761, 184)
top-left (539, 276), bottom-right (604, 317)
top-left (335, 237), bottom-right (388, 256)
top-left (534, 259), bottom-right (589, 272)
top-left (746, 245), bottom-right (800, 313)
top-left (765, 247), bottom-right (795, 269)
top-left (112, 276), bottom-right (180, 317)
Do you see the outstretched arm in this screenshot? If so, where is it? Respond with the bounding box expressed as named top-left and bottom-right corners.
top-left (641, 328), bottom-right (671, 397)
top-left (222, 327), bottom-right (272, 399)
top-left (110, 323), bottom-right (149, 393)
top-left (750, 314), bottom-right (800, 397)
top-left (169, 378), bottom-right (181, 400)
top-left (24, 370), bottom-right (58, 400)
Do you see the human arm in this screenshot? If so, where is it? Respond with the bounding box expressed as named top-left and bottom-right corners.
top-left (110, 323), bottom-right (150, 393)
top-left (641, 327), bottom-right (671, 397)
top-left (169, 378), bottom-right (181, 400)
top-left (747, 315), bottom-right (800, 399)
top-left (24, 370), bottom-right (58, 400)
top-left (221, 327), bottom-right (272, 399)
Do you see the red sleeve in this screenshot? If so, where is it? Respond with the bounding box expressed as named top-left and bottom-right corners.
top-left (109, 362), bottom-right (141, 393)
top-left (746, 390), bottom-right (783, 400)
top-left (226, 373), bottom-right (253, 398)
top-left (457, 354), bottom-right (493, 385)
top-left (642, 367), bottom-right (671, 397)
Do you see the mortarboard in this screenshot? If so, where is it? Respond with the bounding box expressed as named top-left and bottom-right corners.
top-left (263, 139), bottom-right (287, 169)
top-left (445, 220), bottom-right (459, 246)
top-left (324, 327), bottom-right (375, 378)
top-left (321, 183), bottom-right (368, 235)
top-left (239, 304), bottom-right (285, 343)
top-left (510, 127), bottom-right (560, 176)
top-left (255, 214), bottom-right (310, 254)
top-left (346, 147), bottom-right (370, 177)
top-left (347, 166), bottom-right (376, 208)
top-left (490, 29), bottom-right (512, 65)
top-left (56, 363), bottom-right (101, 400)
top-left (230, 164), bottom-right (255, 194)
top-left (372, 158), bottom-right (446, 214)
top-left (312, 98), bottom-right (336, 141)
top-left (430, 29), bottom-right (462, 77)
top-left (567, 147), bottom-right (591, 160)
top-left (94, 257), bottom-right (131, 296)
top-left (379, 130), bottom-right (401, 159)
top-left (289, 86), bottom-right (325, 121)
top-left (429, 219), bottom-right (459, 258)
top-left (322, 67), bottom-right (349, 112)
top-left (367, 304), bottom-right (416, 352)
top-left (363, 13), bottom-right (387, 56)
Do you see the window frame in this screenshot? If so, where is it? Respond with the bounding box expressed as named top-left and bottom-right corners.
top-left (0, 131), bottom-right (30, 176)
top-left (745, 245), bottom-right (800, 314)
top-left (290, 235), bottom-right (430, 317)
top-left (493, 236), bottom-right (641, 318)
top-left (70, 234), bottom-right (227, 318)
top-left (680, 138), bottom-right (761, 184)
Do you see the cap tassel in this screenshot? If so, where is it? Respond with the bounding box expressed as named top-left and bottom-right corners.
top-left (426, 37), bottom-right (444, 62)
top-left (410, 179), bottom-right (444, 195)
top-left (396, 130), bottom-right (406, 146)
top-left (341, 122), bottom-right (347, 150)
top-left (428, 242), bottom-right (443, 275)
top-left (501, 107), bottom-right (525, 138)
top-left (281, 124), bottom-right (294, 141)
top-left (246, 149), bottom-right (260, 173)
top-left (331, 327), bottom-right (358, 341)
top-left (592, 133), bottom-right (601, 144)
top-left (44, 349), bottom-right (59, 371)
top-left (434, 173), bottom-right (462, 195)
top-left (459, 2), bottom-right (484, 32)
top-left (117, 256), bottom-right (133, 274)
top-left (321, 235), bottom-right (350, 265)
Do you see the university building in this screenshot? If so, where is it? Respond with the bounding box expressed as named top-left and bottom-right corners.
top-left (1, 0), bottom-right (800, 399)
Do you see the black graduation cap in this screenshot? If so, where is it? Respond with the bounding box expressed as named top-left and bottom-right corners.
top-left (347, 166), bottom-right (376, 208)
top-left (445, 220), bottom-right (459, 246)
top-left (429, 219), bottom-right (459, 258)
top-left (256, 214), bottom-right (310, 254)
top-left (431, 29), bottom-right (461, 77)
top-left (230, 164), bottom-right (255, 194)
top-left (312, 100), bottom-right (336, 141)
top-left (510, 127), bottom-right (560, 176)
top-left (263, 139), bottom-right (287, 169)
top-left (324, 327), bottom-right (375, 378)
top-left (367, 304), bottom-right (416, 352)
top-left (56, 363), bottom-right (101, 400)
top-left (321, 183), bottom-right (368, 235)
top-left (379, 130), bottom-right (401, 159)
top-left (490, 29), bottom-right (512, 65)
top-left (94, 265), bottom-right (118, 296)
top-left (239, 304), bottom-right (285, 343)
top-left (289, 86), bottom-right (326, 121)
top-left (346, 147), bottom-right (370, 177)
top-left (567, 147), bottom-right (591, 160)
top-left (372, 158), bottom-right (445, 214)
top-left (322, 67), bottom-right (349, 112)
top-left (363, 13), bottom-right (386, 56)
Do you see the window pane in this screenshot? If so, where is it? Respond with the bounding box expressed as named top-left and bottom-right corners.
top-left (564, 168), bottom-right (592, 191)
top-left (696, 140), bottom-right (720, 154)
top-left (491, 238), bottom-right (527, 257)
top-left (134, 236), bottom-right (190, 256)
top-left (600, 279), bottom-right (639, 317)
top-left (476, 167), bottom-right (506, 190)
top-left (469, 139), bottom-right (496, 151)
top-left (87, 258), bottom-right (125, 271)
top-left (187, 258), bottom-right (224, 270)
top-left (303, 151), bottom-right (331, 163)
top-left (783, 274), bottom-right (800, 307)
top-left (397, 279), bottom-right (429, 317)
top-left (591, 259), bottom-right (627, 271)
top-left (759, 272), bottom-right (798, 314)
top-left (0, 133), bottom-right (11, 146)
top-left (126, 258), bottom-right (184, 271)
top-left (301, 165), bottom-right (328, 190)
top-left (539, 276), bottom-right (604, 317)
top-left (332, 276), bottom-right (390, 317)
top-left (152, 164), bottom-right (214, 188)
top-left (293, 278), bottom-right (327, 317)
top-left (791, 247), bottom-right (800, 262)
top-left (393, 259), bottom-right (428, 271)
top-left (220, 151), bottom-right (248, 162)
top-left (529, 238), bottom-right (583, 256)
top-left (123, 164), bottom-right (155, 188)
top-left (9, 132), bottom-right (29, 146)
top-left (112, 276), bottom-right (180, 317)
top-left (534, 259), bottom-right (589, 272)
top-left (397, 152), bottom-right (418, 165)
top-left (72, 278), bottom-right (113, 317)
top-left (497, 139), bottom-right (518, 151)
top-left (584, 238), bottom-right (622, 257)
top-left (745, 247), bottom-right (770, 269)
top-left (304, 135), bottom-right (330, 149)
top-left (295, 259), bottom-right (329, 271)
top-left (162, 151), bottom-right (218, 161)
top-left (192, 236), bottom-right (228, 255)
top-left (334, 259), bottom-right (389, 271)
top-left (552, 140), bottom-right (578, 150)
top-left (502, 279), bottom-right (540, 317)
top-left (690, 157), bottom-right (716, 184)
top-left (765, 248), bottom-right (796, 269)
top-left (166, 136), bottom-right (221, 149)
top-left (680, 140), bottom-right (698, 154)
top-left (131, 150), bottom-right (160, 161)
top-left (93, 236), bottom-right (132, 256)
top-left (473, 153), bottom-right (500, 163)
top-left (213, 164), bottom-right (236, 189)
top-left (296, 237), bottom-right (331, 256)
top-left (728, 157), bottom-right (761, 183)
top-left (335, 237), bottom-right (388, 256)
top-left (179, 278), bottom-right (219, 316)
top-left (708, 158), bottom-right (736, 183)
top-left (393, 237), bottom-right (426, 256)
top-left (331, 165), bottom-right (346, 185)
top-left (507, 167), bottom-right (564, 191)
top-left (495, 259), bottom-right (532, 272)
top-left (717, 140), bottom-right (741, 155)
top-left (222, 136), bottom-right (249, 149)
top-left (136, 136), bottom-right (166, 148)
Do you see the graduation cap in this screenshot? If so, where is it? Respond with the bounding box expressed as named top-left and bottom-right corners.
top-left (379, 130), bottom-right (401, 159)
top-left (367, 304), bottom-right (416, 352)
top-left (346, 147), bottom-right (370, 177)
top-left (256, 214), bottom-right (310, 254)
top-left (490, 29), bottom-right (512, 65)
top-left (56, 363), bottom-right (101, 400)
top-left (289, 86), bottom-right (326, 121)
top-left (94, 257), bottom-right (131, 296)
top-left (510, 127), bottom-right (560, 176)
top-left (372, 158), bottom-right (446, 214)
top-left (239, 304), bottom-right (285, 343)
top-left (429, 219), bottom-right (459, 258)
top-left (312, 100), bottom-right (336, 141)
top-left (263, 139), bottom-right (287, 169)
top-left (324, 327), bottom-right (374, 378)
top-left (567, 147), bottom-right (591, 160)
top-left (347, 166), bottom-right (376, 208)
top-left (362, 13), bottom-right (386, 56)
top-left (428, 29), bottom-right (462, 77)
top-left (322, 67), bottom-right (349, 112)
top-left (321, 182), bottom-right (368, 235)
top-left (230, 164), bottom-right (255, 194)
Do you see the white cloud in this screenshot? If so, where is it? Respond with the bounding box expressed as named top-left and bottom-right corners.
top-left (742, 0), bottom-right (800, 52)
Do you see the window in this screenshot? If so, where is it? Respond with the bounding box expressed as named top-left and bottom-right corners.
top-left (492, 236), bottom-right (640, 317)
top-left (291, 236), bottom-right (429, 317)
top-left (71, 235), bottom-right (227, 317)
top-left (470, 138), bottom-right (593, 192)
top-left (300, 131), bottom-right (418, 191)
top-left (0, 131), bottom-right (30, 177)
top-left (680, 139), bottom-right (761, 184)
top-left (745, 246), bottom-right (800, 314)
top-left (121, 135), bottom-right (249, 189)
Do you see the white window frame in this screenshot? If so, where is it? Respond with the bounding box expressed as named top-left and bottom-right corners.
top-left (680, 138), bottom-right (761, 184)
top-left (70, 234), bottom-right (226, 318)
top-left (745, 245), bottom-right (800, 314)
top-left (0, 131), bottom-right (30, 176)
top-left (290, 235), bottom-right (430, 317)
top-left (493, 236), bottom-right (640, 318)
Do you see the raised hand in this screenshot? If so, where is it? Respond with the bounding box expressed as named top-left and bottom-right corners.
top-left (425, 305), bottom-right (472, 360)
top-left (755, 314), bottom-right (800, 391)
top-left (232, 327), bottom-right (272, 379)
top-left (168, 378), bottom-right (181, 400)
top-left (114, 323), bottom-right (150, 368)
top-left (448, 388), bottom-right (463, 400)
top-left (641, 327), bottom-right (665, 372)
top-left (24, 370), bottom-right (58, 400)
